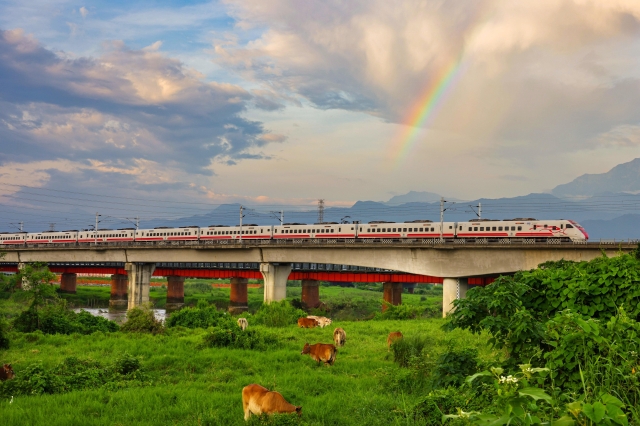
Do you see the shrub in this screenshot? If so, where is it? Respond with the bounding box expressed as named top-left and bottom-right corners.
top-left (201, 327), bottom-right (278, 350)
top-left (0, 318), bottom-right (8, 349)
top-left (0, 354), bottom-right (147, 397)
top-left (392, 335), bottom-right (431, 368)
top-left (120, 303), bottom-right (164, 334)
top-left (166, 305), bottom-right (235, 329)
top-left (431, 347), bottom-right (480, 389)
top-left (13, 304), bottom-right (119, 335)
top-left (253, 301), bottom-right (307, 328)
top-left (376, 303), bottom-right (423, 320)
top-left (412, 388), bottom-right (475, 426)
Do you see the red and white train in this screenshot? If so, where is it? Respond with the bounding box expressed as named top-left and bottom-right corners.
top-left (0, 218), bottom-right (588, 245)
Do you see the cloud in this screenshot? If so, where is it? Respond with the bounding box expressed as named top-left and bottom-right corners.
top-left (79, 6), bottom-right (88, 19)
top-left (0, 28), bottom-right (282, 173)
top-left (217, 0), bottom-right (640, 160)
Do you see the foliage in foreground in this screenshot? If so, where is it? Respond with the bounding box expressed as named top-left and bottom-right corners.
top-left (201, 326), bottom-right (279, 350)
top-left (13, 303), bottom-right (118, 335)
top-left (166, 302), bottom-right (235, 329)
top-left (0, 353), bottom-right (147, 398)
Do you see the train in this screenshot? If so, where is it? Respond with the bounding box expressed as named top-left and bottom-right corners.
top-left (0, 218), bottom-right (588, 245)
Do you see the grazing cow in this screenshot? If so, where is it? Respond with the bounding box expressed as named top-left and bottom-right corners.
top-left (237, 318), bottom-right (248, 331)
top-left (333, 327), bottom-right (346, 347)
top-left (297, 317), bottom-right (318, 328)
top-left (387, 331), bottom-right (403, 350)
top-left (0, 364), bottom-right (15, 381)
top-left (307, 315), bottom-right (332, 328)
top-left (242, 384), bottom-right (301, 421)
top-left (301, 343), bottom-right (337, 365)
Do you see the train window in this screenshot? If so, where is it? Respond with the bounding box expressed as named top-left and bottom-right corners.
top-left (449, 226), bottom-right (453, 229)
top-left (552, 226), bottom-right (557, 230)
top-left (517, 226), bottom-right (522, 231)
top-left (393, 228), bottom-right (396, 232)
top-left (431, 228), bottom-right (434, 232)
top-left (544, 224), bottom-right (548, 228)
top-left (492, 227), bottom-right (496, 231)
top-left (474, 227), bottom-right (478, 231)
top-left (480, 227), bottom-right (484, 231)
top-left (533, 225), bottom-right (537, 230)
top-left (566, 224), bottom-right (574, 229)
top-left (498, 227), bottom-right (503, 231)
top-left (403, 228), bottom-right (407, 232)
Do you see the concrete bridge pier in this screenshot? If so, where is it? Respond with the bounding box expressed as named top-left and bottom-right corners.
top-left (301, 279), bottom-right (320, 308)
top-left (166, 275), bottom-right (185, 311)
top-left (442, 277), bottom-right (470, 317)
top-left (260, 263), bottom-right (292, 304)
top-left (125, 263), bottom-right (156, 309)
top-left (109, 274), bottom-right (128, 310)
top-left (383, 282), bottom-right (403, 311)
top-left (403, 283), bottom-right (417, 294)
top-left (59, 272), bottom-right (77, 293)
top-left (229, 277), bottom-right (249, 313)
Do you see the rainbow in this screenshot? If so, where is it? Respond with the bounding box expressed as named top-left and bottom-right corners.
top-left (391, 55), bottom-right (466, 164)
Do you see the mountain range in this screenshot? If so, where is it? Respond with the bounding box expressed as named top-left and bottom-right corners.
top-left (142, 158), bottom-right (640, 240)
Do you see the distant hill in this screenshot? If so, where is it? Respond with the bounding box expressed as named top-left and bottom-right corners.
top-left (552, 158), bottom-right (640, 197)
top-left (385, 191), bottom-right (463, 205)
top-left (580, 214), bottom-right (640, 240)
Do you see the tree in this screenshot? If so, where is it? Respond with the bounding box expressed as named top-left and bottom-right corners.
top-left (14, 262), bottom-right (58, 330)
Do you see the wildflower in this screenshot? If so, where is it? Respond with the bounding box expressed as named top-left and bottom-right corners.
top-left (499, 375), bottom-right (518, 384)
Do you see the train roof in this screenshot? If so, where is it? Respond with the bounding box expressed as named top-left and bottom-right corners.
top-left (179, 226), bottom-right (199, 228)
top-left (368, 221), bottom-right (393, 224)
top-left (240, 224), bottom-right (258, 226)
top-left (504, 218), bottom-right (537, 221)
top-left (283, 222), bottom-right (306, 226)
top-left (62, 230), bottom-right (79, 232)
top-left (469, 219), bottom-right (499, 222)
top-left (117, 228), bottom-right (135, 230)
top-left (314, 222), bottom-right (338, 225)
top-left (208, 225), bottom-right (229, 227)
top-left (404, 220), bottom-right (433, 223)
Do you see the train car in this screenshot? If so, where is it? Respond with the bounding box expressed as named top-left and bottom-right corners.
top-left (456, 218), bottom-right (588, 241)
top-left (272, 222), bottom-right (357, 239)
top-left (200, 224), bottom-right (272, 241)
top-left (0, 232), bottom-right (27, 245)
top-left (77, 229), bottom-right (135, 244)
top-left (356, 220), bottom-right (454, 239)
top-left (26, 230), bottom-right (79, 244)
top-left (135, 226), bottom-right (200, 242)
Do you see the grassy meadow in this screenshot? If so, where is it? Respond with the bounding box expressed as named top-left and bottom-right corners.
top-left (0, 281), bottom-right (480, 426)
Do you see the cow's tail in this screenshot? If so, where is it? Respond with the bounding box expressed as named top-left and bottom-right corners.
top-left (329, 347), bottom-right (337, 365)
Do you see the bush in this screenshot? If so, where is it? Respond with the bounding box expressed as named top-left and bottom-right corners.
top-left (201, 327), bottom-right (278, 350)
top-left (0, 353), bottom-right (146, 397)
top-left (253, 301), bottom-right (307, 328)
top-left (120, 303), bottom-right (164, 334)
top-left (411, 388), bottom-right (476, 426)
top-left (13, 304), bottom-right (119, 335)
top-left (166, 305), bottom-right (235, 329)
top-left (376, 303), bottom-right (423, 320)
top-left (431, 347), bottom-right (479, 389)
top-left (392, 335), bottom-right (431, 368)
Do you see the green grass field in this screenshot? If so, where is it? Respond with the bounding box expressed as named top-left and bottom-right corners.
top-left (0, 281), bottom-right (484, 426)
top-left (0, 318), bottom-right (490, 425)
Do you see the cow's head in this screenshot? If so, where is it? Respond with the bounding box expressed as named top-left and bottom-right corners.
top-left (2, 364), bottom-right (15, 380)
top-left (301, 343), bottom-right (310, 355)
top-left (295, 406), bottom-right (302, 417)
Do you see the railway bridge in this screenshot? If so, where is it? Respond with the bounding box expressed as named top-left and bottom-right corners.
top-left (1, 240), bottom-right (635, 316)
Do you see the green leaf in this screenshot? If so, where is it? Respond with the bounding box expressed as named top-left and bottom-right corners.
top-left (467, 370), bottom-right (492, 383)
top-left (605, 405), bottom-right (628, 426)
top-left (518, 387), bottom-right (553, 403)
top-left (601, 393), bottom-right (624, 408)
top-left (551, 416), bottom-right (576, 426)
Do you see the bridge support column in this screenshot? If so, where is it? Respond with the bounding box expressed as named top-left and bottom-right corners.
top-left (59, 273), bottom-right (77, 294)
top-left (260, 263), bottom-right (292, 304)
top-left (125, 263), bottom-right (156, 309)
top-left (403, 283), bottom-right (417, 294)
top-left (443, 277), bottom-right (469, 317)
top-left (109, 274), bottom-right (128, 310)
top-left (166, 275), bottom-right (185, 311)
top-left (229, 277), bottom-right (249, 314)
top-left (383, 282), bottom-right (403, 311)
top-left (301, 279), bottom-right (320, 309)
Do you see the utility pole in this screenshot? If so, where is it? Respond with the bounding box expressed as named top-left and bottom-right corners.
top-left (440, 197), bottom-right (444, 241)
top-left (318, 199), bottom-right (325, 223)
top-left (239, 205), bottom-right (243, 243)
top-left (94, 213), bottom-right (101, 245)
top-left (135, 216), bottom-right (139, 230)
top-left (19, 222), bottom-right (23, 232)
top-left (281, 210), bottom-right (284, 225)
top-left (478, 202), bottom-right (482, 219)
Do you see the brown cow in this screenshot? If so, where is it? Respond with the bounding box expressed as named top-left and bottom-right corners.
top-left (301, 343), bottom-right (337, 365)
top-left (0, 364), bottom-right (15, 381)
top-left (242, 384), bottom-right (301, 421)
top-left (297, 317), bottom-right (318, 328)
top-left (387, 331), bottom-right (403, 350)
top-left (333, 327), bottom-right (346, 347)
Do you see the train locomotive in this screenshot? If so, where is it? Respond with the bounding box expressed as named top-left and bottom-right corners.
top-left (0, 218), bottom-right (588, 246)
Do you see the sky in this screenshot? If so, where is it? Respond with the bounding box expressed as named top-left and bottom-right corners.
top-left (2, 0), bottom-right (640, 229)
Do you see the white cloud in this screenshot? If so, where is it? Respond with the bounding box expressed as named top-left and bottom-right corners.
top-left (79, 6), bottom-right (88, 19)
